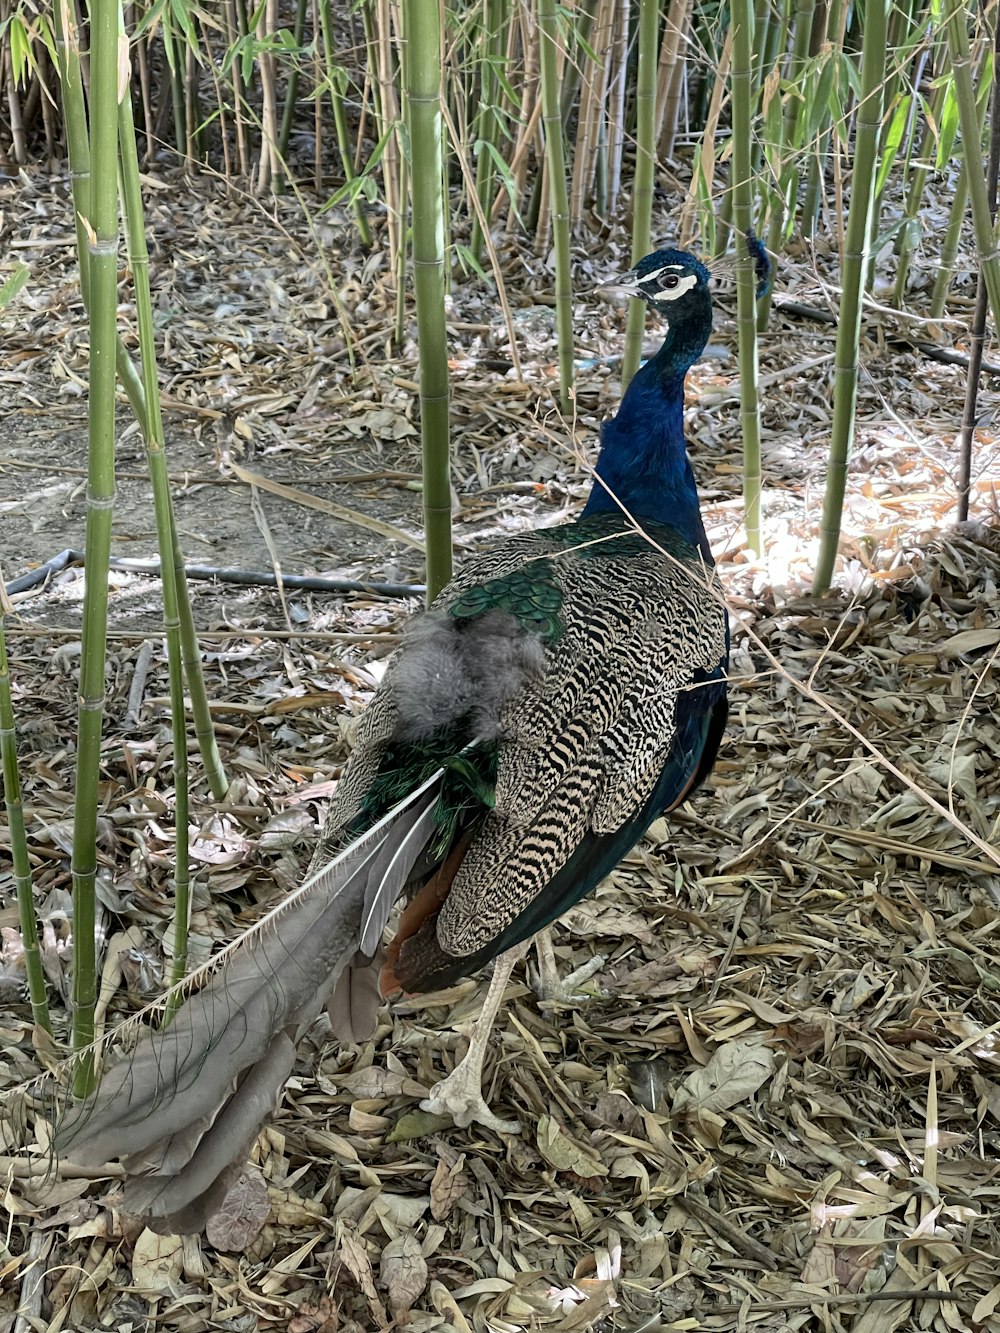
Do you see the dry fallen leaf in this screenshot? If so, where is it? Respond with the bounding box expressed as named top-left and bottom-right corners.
top-left (671, 1038), bottom-right (776, 1113)
top-left (205, 1168), bottom-right (271, 1251)
top-left (379, 1232), bottom-right (428, 1320)
top-left (536, 1114), bottom-right (607, 1178)
top-left (130, 1229), bottom-right (184, 1295)
top-left (430, 1147), bottom-right (469, 1221)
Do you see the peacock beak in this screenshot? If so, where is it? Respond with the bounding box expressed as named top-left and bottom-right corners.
top-left (596, 269), bottom-right (645, 300)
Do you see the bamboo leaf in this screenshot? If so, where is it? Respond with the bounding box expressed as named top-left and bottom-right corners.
top-left (875, 93), bottom-right (913, 196)
top-left (0, 265), bottom-right (29, 310)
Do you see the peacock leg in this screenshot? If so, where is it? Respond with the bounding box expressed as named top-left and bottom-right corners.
top-left (420, 939), bottom-right (529, 1134)
top-left (533, 928), bottom-right (606, 1006)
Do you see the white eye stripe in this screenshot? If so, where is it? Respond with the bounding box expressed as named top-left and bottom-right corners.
top-left (639, 263), bottom-right (686, 283)
top-left (655, 272), bottom-right (699, 300)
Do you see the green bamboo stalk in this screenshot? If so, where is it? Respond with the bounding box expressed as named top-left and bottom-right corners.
top-left (714, 0), bottom-right (777, 261)
top-left (620, 0), bottom-right (658, 392)
top-left (729, 0), bottom-right (763, 557)
top-left (275, 0), bottom-right (310, 190)
top-left (944, 0), bottom-right (1000, 336)
top-left (51, 0), bottom-right (146, 430)
top-left (955, 7), bottom-right (1000, 524)
top-left (117, 40), bottom-right (193, 1006)
top-left (70, 0), bottom-right (120, 1093)
top-left (757, 0), bottom-right (814, 330)
top-left (405, 0), bottom-right (452, 601)
top-left (538, 0), bottom-right (574, 413)
top-left (317, 3), bottom-right (374, 246)
top-left (470, 0), bottom-right (506, 263)
top-left (160, 11), bottom-right (187, 159)
top-left (801, 0), bottom-right (844, 238)
top-left (812, 0), bottom-right (890, 594)
top-left (0, 582), bottom-right (53, 1039)
top-left (892, 64), bottom-right (945, 306)
top-left (929, 168), bottom-right (972, 317)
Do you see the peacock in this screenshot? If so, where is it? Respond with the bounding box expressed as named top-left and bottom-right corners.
top-left (54, 240), bottom-right (765, 1234)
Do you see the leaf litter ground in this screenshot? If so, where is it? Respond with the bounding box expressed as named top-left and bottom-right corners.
top-left (2, 171), bottom-right (1000, 1333)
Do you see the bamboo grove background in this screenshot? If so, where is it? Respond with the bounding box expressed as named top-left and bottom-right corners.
top-left (3, 0), bottom-right (1000, 579)
top-left (2, 0), bottom-right (1000, 1064)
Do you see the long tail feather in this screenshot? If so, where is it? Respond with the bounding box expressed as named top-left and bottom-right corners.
top-left (51, 769), bottom-right (447, 1232)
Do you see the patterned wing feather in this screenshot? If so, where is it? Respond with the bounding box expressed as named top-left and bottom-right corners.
top-left (434, 523), bottom-right (725, 960)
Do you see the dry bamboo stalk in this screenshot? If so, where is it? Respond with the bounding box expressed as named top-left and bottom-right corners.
top-left (205, 33), bottom-right (233, 185)
top-left (606, 0), bottom-right (629, 213)
top-left (184, 45), bottom-right (199, 164)
top-left (658, 0), bottom-right (692, 160)
top-left (501, 95), bottom-right (543, 224)
top-left (679, 23), bottom-right (731, 244)
top-left (830, 0), bottom-right (849, 259)
top-left (534, 151), bottom-right (550, 251)
top-left (38, 52), bottom-right (59, 160)
top-left (21, 69), bottom-right (41, 135)
top-left (133, 27), bottom-right (156, 165)
top-left (3, 40), bottom-right (27, 163)
top-left (505, 0), bottom-right (541, 232)
top-left (570, 0), bottom-right (612, 228)
top-left (356, 66), bottom-right (372, 173)
top-left (223, 0), bottom-right (249, 177)
top-left (374, 0), bottom-right (403, 274)
top-left (312, 0), bottom-right (323, 190)
top-left (255, 0), bottom-right (281, 193)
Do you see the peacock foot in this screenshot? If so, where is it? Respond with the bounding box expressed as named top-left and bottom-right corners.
top-left (421, 1060), bottom-right (521, 1135)
top-left (534, 945), bottom-right (607, 1007)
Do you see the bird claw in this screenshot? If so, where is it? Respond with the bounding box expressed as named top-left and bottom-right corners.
top-left (421, 1078), bottom-right (521, 1135)
top-left (535, 952), bottom-right (607, 1006)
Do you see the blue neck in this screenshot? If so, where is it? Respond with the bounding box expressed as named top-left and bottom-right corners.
top-left (582, 307), bottom-right (712, 561)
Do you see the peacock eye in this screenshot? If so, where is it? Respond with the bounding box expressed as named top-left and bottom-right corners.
top-left (658, 272), bottom-right (681, 290)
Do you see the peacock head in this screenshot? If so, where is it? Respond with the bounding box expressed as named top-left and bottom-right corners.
top-left (599, 247), bottom-right (712, 316)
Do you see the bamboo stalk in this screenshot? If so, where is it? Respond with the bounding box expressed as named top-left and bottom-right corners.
top-left (133, 21), bottom-right (155, 166)
top-left (3, 32), bottom-right (28, 163)
top-left (254, 0), bottom-right (280, 194)
top-left (621, 0), bottom-right (658, 391)
top-left (276, 0), bottom-right (310, 185)
top-left (70, 0), bottom-right (121, 1093)
top-left (405, 0), bottom-right (451, 601)
top-left (117, 29), bottom-right (193, 1007)
top-left (813, 0), bottom-right (890, 594)
top-left (729, 0), bottom-right (764, 557)
top-left (505, 0), bottom-right (541, 233)
top-left (372, 0), bottom-right (403, 276)
top-left (756, 0), bottom-right (814, 330)
top-left (656, 0), bottom-right (693, 161)
top-left (570, 0), bottom-right (612, 230)
top-left (605, 0), bottom-right (629, 214)
top-left (801, 0), bottom-right (844, 237)
top-left (224, 0), bottom-right (250, 178)
top-left (944, 0), bottom-right (1000, 336)
top-left (679, 25), bottom-right (731, 246)
top-left (929, 169), bottom-right (972, 317)
top-left (318, 0), bottom-right (374, 246)
top-left (538, 0), bottom-right (575, 411)
top-left (469, 0), bottom-right (506, 261)
top-left (159, 12), bottom-right (186, 158)
top-left (0, 582), bottom-right (52, 1039)
top-left (956, 10), bottom-right (1000, 523)
top-left (892, 64), bottom-right (945, 306)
